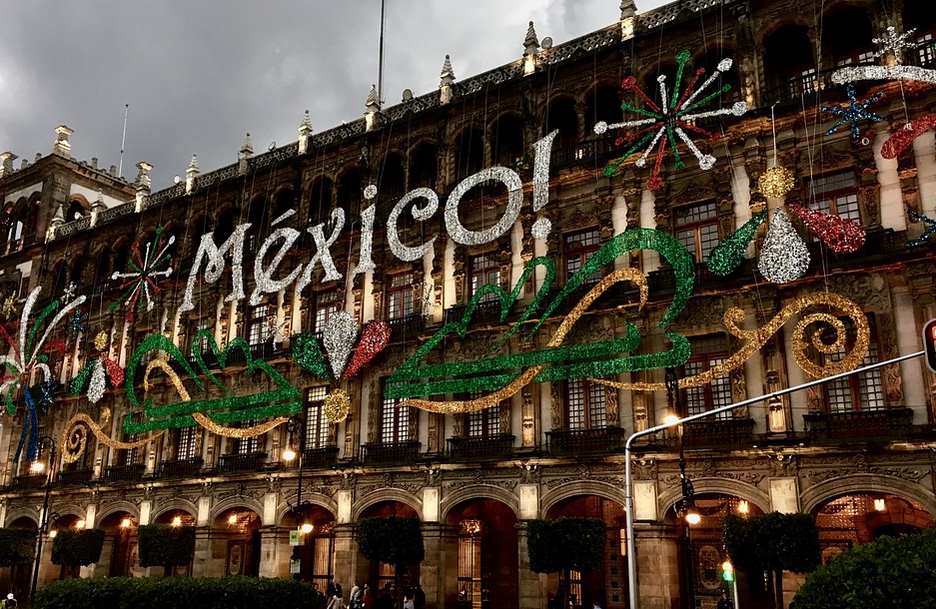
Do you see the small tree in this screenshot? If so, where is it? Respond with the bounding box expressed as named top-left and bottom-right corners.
top-left (356, 517), bottom-right (423, 587)
top-left (51, 529), bottom-right (105, 570)
top-left (528, 518), bottom-right (606, 606)
top-left (0, 528), bottom-right (36, 567)
top-left (138, 525), bottom-right (196, 576)
top-left (723, 513), bottom-right (820, 609)
top-left (790, 527), bottom-right (936, 609)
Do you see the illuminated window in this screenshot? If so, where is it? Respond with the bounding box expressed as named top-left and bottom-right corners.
top-left (469, 254), bottom-right (501, 301)
top-left (381, 382), bottom-right (412, 443)
top-left (305, 387), bottom-right (331, 449)
top-left (247, 304), bottom-right (272, 347)
top-left (674, 201), bottom-right (719, 262)
top-left (387, 273), bottom-right (415, 320)
top-left (121, 414), bottom-right (138, 465)
top-left (467, 405), bottom-right (500, 439)
top-left (566, 379), bottom-right (607, 430)
top-left (175, 427), bottom-right (198, 461)
top-left (457, 520), bottom-right (483, 609)
top-left (808, 172), bottom-right (861, 222)
top-left (684, 357), bottom-right (733, 420)
top-left (312, 290), bottom-right (340, 335)
top-left (824, 317), bottom-right (884, 412)
top-left (563, 228), bottom-right (602, 283)
top-left (235, 421), bottom-right (262, 454)
top-left (916, 33), bottom-right (936, 67)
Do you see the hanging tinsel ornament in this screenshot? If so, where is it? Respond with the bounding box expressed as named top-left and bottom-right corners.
top-left (343, 321), bottom-right (391, 381)
top-left (1, 293), bottom-right (17, 319)
top-left (595, 49), bottom-right (747, 190)
top-left (109, 225), bottom-right (175, 323)
top-left (758, 166), bottom-right (797, 199)
top-left (758, 210), bottom-right (810, 284)
top-left (323, 389), bottom-right (351, 423)
top-left (322, 311), bottom-right (358, 379)
top-left (68, 309), bottom-right (88, 338)
top-left (706, 211), bottom-right (767, 276)
top-left (69, 334), bottom-right (125, 404)
top-left (907, 206), bottom-right (936, 248)
top-left (881, 115), bottom-right (936, 159)
top-left (94, 331), bottom-right (109, 352)
top-left (820, 84), bottom-right (884, 144)
top-left (787, 205), bottom-right (865, 253)
top-left (291, 332), bottom-right (331, 379)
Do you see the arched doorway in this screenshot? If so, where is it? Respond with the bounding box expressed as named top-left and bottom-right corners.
top-left (48, 514), bottom-right (84, 580)
top-left (212, 508), bottom-right (261, 577)
top-left (445, 498), bottom-right (518, 609)
top-left (546, 495), bottom-right (626, 609)
top-left (2, 516), bottom-right (37, 599)
top-left (97, 511), bottom-right (138, 577)
top-left (153, 509), bottom-right (196, 576)
top-left (813, 492), bottom-right (935, 563)
top-left (665, 493), bottom-right (765, 609)
top-left (357, 501), bottom-right (421, 598)
top-left (283, 503), bottom-right (336, 590)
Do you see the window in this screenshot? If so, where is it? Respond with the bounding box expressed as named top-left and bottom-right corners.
top-left (917, 33), bottom-right (936, 67)
top-left (808, 172), bottom-right (861, 222)
top-left (381, 384), bottom-right (412, 443)
top-left (121, 414), bottom-right (138, 466)
top-left (387, 273), bottom-right (415, 320)
top-left (175, 427), bottom-right (198, 461)
top-left (305, 387), bottom-right (331, 449)
top-left (563, 229), bottom-right (602, 283)
top-left (247, 304), bottom-right (272, 347)
top-left (467, 405), bottom-right (500, 438)
top-left (312, 290), bottom-right (340, 335)
top-left (457, 520), bottom-right (483, 609)
top-left (787, 68), bottom-right (820, 98)
top-left (674, 201), bottom-right (719, 262)
top-left (566, 379), bottom-right (607, 430)
top-left (235, 422), bottom-right (262, 454)
top-left (469, 254), bottom-right (500, 301)
top-left (824, 317), bottom-right (884, 412)
top-left (684, 357), bottom-right (733, 420)
top-left (189, 320), bottom-right (212, 355)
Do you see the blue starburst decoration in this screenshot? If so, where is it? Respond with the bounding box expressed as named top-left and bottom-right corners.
top-left (822, 84), bottom-right (884, 143)
top-left (907, 206), bottom-right (936, 248)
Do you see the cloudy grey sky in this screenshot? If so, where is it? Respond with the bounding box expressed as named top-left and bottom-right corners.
top-left (0, 0), bottom-right (668, 188)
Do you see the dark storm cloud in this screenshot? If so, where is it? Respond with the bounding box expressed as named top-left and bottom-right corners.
top-left (0, 0), bottom-right (667, 188)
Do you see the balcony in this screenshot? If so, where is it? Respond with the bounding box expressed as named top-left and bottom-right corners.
top-left (547, 426), bottom-right (626, 456)
top-left (301, 446), bottom-right (340, 468)
top-left (803, 408), bottom-right (914, 441)
top-left (9, 474), bottom-right (46, 490)
top-left (360, 441), bottom-right (421, 465)
top-left (102, 463), bottom-right (145, 483)
top-left (156, 457), bottom-right (204, 479)
top-left (388, 315), bottom-right (425, 340)
top-left (551, 138), bottom-right (618, 172)
top-left (444, 299), bottom-right (504, 326)
top-left (683, 417), bottom-right (755, 450)
top-left (57, 468), bottom-right (93, 486)
top-left (216, 451), bottom-right (268, 474)
top-left (447, 434), bottom-right (515, 461)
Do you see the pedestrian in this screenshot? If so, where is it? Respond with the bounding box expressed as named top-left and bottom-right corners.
top-left (327, 582), bottom-right (337, 599)
top-left (363, 584), bottom-right (375, 609)
top-left (402, 592), bottom-right (415, 609)
top-left (349, 583), bottom-right (362, 609)
top-left (413, 584), bottom-right (426, 609)
top-left (327, 584), bottom-right (346, 609)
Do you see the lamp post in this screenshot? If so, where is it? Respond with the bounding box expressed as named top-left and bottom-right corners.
top-left (282, 415), bottom-right (310, 579)
top-left (28, 434), bottom-right (58, 599)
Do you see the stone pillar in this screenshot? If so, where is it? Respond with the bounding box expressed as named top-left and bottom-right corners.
top-left (914, 131), bottom-right (936, 216)
top-left (0, 152), bottom-right (16, 178)
top-left (421, 523), bottom-right (446, 609)
top-left (333, 524), bottom-right (357, 589)
top-left (874, 127), bottom-right (906, 230)
top-left (517, 522), bottom-right (545, 609)
top-left (298, 111), bottom-right (314, 154)
top-left (634, 524), bottom-right (680, 609)
top-left (259, 527), bottom-right (291, 578)
top-left (894, 288), bottom-right (927, 422)
top-left (438, 524), bottom-right (459, 609)
top-left (439, 56), bottom-right (455, 105)
top-left (639, 189), bottom-right (659, 271)
top-left (53, 125), bottom-right (74, 157)
top-left (191, 528), bottom-right (211, 577)
top-left (185, 154), bottom-right (199, 194)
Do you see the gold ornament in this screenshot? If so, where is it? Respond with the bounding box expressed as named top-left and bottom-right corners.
top-left (402, 267), bottom-right (648, 413)
top-left (758, 166), bottom-right (797, 199)
top-left (94, 331), bottom-right (109, 351)
top-left (593, 292), bottom-right (869, 392)
top-left (60, 413), bottom-right (164, 464)
top-left (1, 293), bottom-right (17, 319)
top-left (323, 389), bottom-right (351, 423)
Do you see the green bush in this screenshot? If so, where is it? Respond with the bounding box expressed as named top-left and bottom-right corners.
top-left (791, 528), bottom-right (936, 609)
top-left (0, 528), bottom-right (36, 566)
top-left (138, 525), bottom-right (196, 568)
top-left (51, 528), bottom-right (105, 567)
top-left (356, 517), bottom-right (424, 566)
top-left (528, 517), bottom-right (606, 574)
top-left (34, 576), bottom-right (327, 609)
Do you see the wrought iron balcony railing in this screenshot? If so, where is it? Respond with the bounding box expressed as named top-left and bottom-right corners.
top-left (546, 426), bottom-right (626, 456)
top-left (156, 457), bottom-right (204, 479)
top-left (102, 463), bottom-right (145, 483)
top-left (57, 468), bottom-right (93, 485)
top-left (360, 441), bottom-right (421, 465)
top-left (301, 446), bottom-right (340, 468)
top-left (9, 474), bottom-right (46, 490)
top-left (682, 417), bottom-right (755, 450)
top-left (447, 434), bottom-right (515, 461)
top-left (216, 451), bottom-right (268, 474)
top-left (803, 407), bottom-right (914, 441)
top-left (388, 315), bottom-right (425, 340)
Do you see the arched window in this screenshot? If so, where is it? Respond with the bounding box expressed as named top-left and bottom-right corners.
top-left (307, 177), bottom-right (334, 224)
top-left (823, 6), bottom-right (874, 68)
top-left (490, 113), bottom-right (525, 167)
top-left (214, 207), bottom-right (239, 244)
top-left (336, 167), bottom-right (363, 214)
top-left (51, 261), bottom-right (68, 296)
top-left (455, 127), bottom-right (484, 181)
top-left (379, 152), bottom-right (406, 202)
top-left (585, 84), bottom-right (621, 135)
top-left (763, 24), bottom-right (817, 103)
top-left (246, 196), bottom-right (267, 254)
top-left (408, 142), bottom-right (438, 190)
top-left (544, 97), bottom-right (579, 156)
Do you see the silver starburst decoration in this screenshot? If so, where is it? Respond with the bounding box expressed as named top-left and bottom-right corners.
top-left (872, 25), bottom-right (916, 63)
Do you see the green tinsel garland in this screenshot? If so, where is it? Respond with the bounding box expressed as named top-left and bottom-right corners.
top-left (706, 211), bottom-right (767, 277)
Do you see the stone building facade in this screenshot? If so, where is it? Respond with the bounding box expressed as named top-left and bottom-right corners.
top-left (1, 0), bottom-right (936, 608)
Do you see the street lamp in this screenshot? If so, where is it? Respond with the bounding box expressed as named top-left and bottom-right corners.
top-left (28, 435), bottom-right (57, 599)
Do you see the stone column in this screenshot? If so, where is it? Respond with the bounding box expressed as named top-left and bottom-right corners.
top-left (190, 528), bottom-right (212, 577)
top-left (421, 522), bottom-right (445, 609)
top-left (914, 131), bottom-right (936, 216)
top-left (634, 524), bottom-right (681, 609)
top-left (438, 524), bottom-right (459, 609)
top-left (517, 522), bottom-right (545, 609)
top-left (638, 189), bottom-right (659, 271)
top-left (259, 527), bottom-right (291, 578)
top-left (874, 127), bottom-right (906, 231)
top-left (333, 524), bottom-right (357, 589)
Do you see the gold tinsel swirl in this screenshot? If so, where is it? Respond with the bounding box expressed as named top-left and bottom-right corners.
top-left (402, 267), bottom-right (649, 413)
top-left (323, 389), bottom-right (351, 423)
top-left (60, 413), bottom-right (164, 464)
top-left (593, 292), bottom-right (869, 392)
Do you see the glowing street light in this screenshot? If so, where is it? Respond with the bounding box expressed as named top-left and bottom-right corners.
top-left (170, 516), bottom-right (183, 528)
top-left (120, 518), bottom-right (132, 529)
top-left (227, 513), bottom-right (239, 526)
top-left (300, 522), bottom-right (314, 535)
top-left (685, 510), bottom-right (701, 526)
top-left (29, 461), bottom-right (45, 474)
top-left (281, 447), bottom-right (297, 463)
top-left (75, 519), bottom-right (85, 529)
top-left (737, 500), bottom-right (750, 515)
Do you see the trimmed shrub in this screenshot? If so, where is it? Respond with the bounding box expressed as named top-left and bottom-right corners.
top-left (50, 528), bottom-right (105, 567)
top-left (138, 524), bottom-right (196, 569)
top-left (791, 528), bottom-right (936, 609)
top-left (527, 517), bottom-right (606, 574)
top-left (356, 517), bottom-right (424, 565)
top-left (33, 576), bottom-right (327, 609)
top-left (0, 528), bottom-right (36, 566)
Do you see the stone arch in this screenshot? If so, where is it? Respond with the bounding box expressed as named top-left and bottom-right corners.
top-left (94, 501), bottom-right (140, 527)
top-left (49, 503), bottom-right (87, 521)
top-left (658, 478), bottom-right (771, 518)
top-left (275, 493), bottom-right (337, 525)
top-left (754, 16), bottom-right (815, 49)
top-left (152, 499), bottom-right (199, 522)
top-left (352, 489), bottom-right (423, 521)
top-left (801, 474), bottom-right (936, 516)
top-left (208, 497), bottom-right (265, 525)
top-left (4, 508), bottom-right (39, 528)
top-left (439, 485), bottom-right (521, 521)
top-left (540, 480), bottom-right (626, 517)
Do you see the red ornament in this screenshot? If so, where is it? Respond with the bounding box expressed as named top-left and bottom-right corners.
top-left (787, 205), bottom-right (865, 254)
top-left (103, 356), bottom-right (124, 387)
top-left (881, 114), bottom-right (936, 159)
top-left (342, 321), bottom-right (391, 381)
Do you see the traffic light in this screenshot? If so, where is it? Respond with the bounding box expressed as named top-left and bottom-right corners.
top-left (925, 319), bottom-right (936, 373)
top-left (721, 560), bottom-right (735, 583)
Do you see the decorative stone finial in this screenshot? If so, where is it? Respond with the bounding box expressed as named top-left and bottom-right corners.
top-left (91, 192), bottom-right (106, 213)
top-left (240, 131), bottom-right (254, 159)
top-left (365, 85), bottom-right (381, 132)
top-left (523, 21), bottom-right (539, 54)
top-left (620, 0), bottom-right (636, 19)
top-left (135, 161), bottom-right (153, 191)
top-left (0, 152), bottom-right (16, 178)
top-left (186, 154), bottom-right (199, 193)
top-left (440, 55), bottom-right (456, 105)
top-left (53, 125), bottom-right (74, 157)
top-left (298, 111), bottom-right (314, 154)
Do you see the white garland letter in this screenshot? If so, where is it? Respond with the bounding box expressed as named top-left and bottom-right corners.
top-left (387, 187), bottom-right (439, 262)
top-left (179, 223), bottom-right (250, 313)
